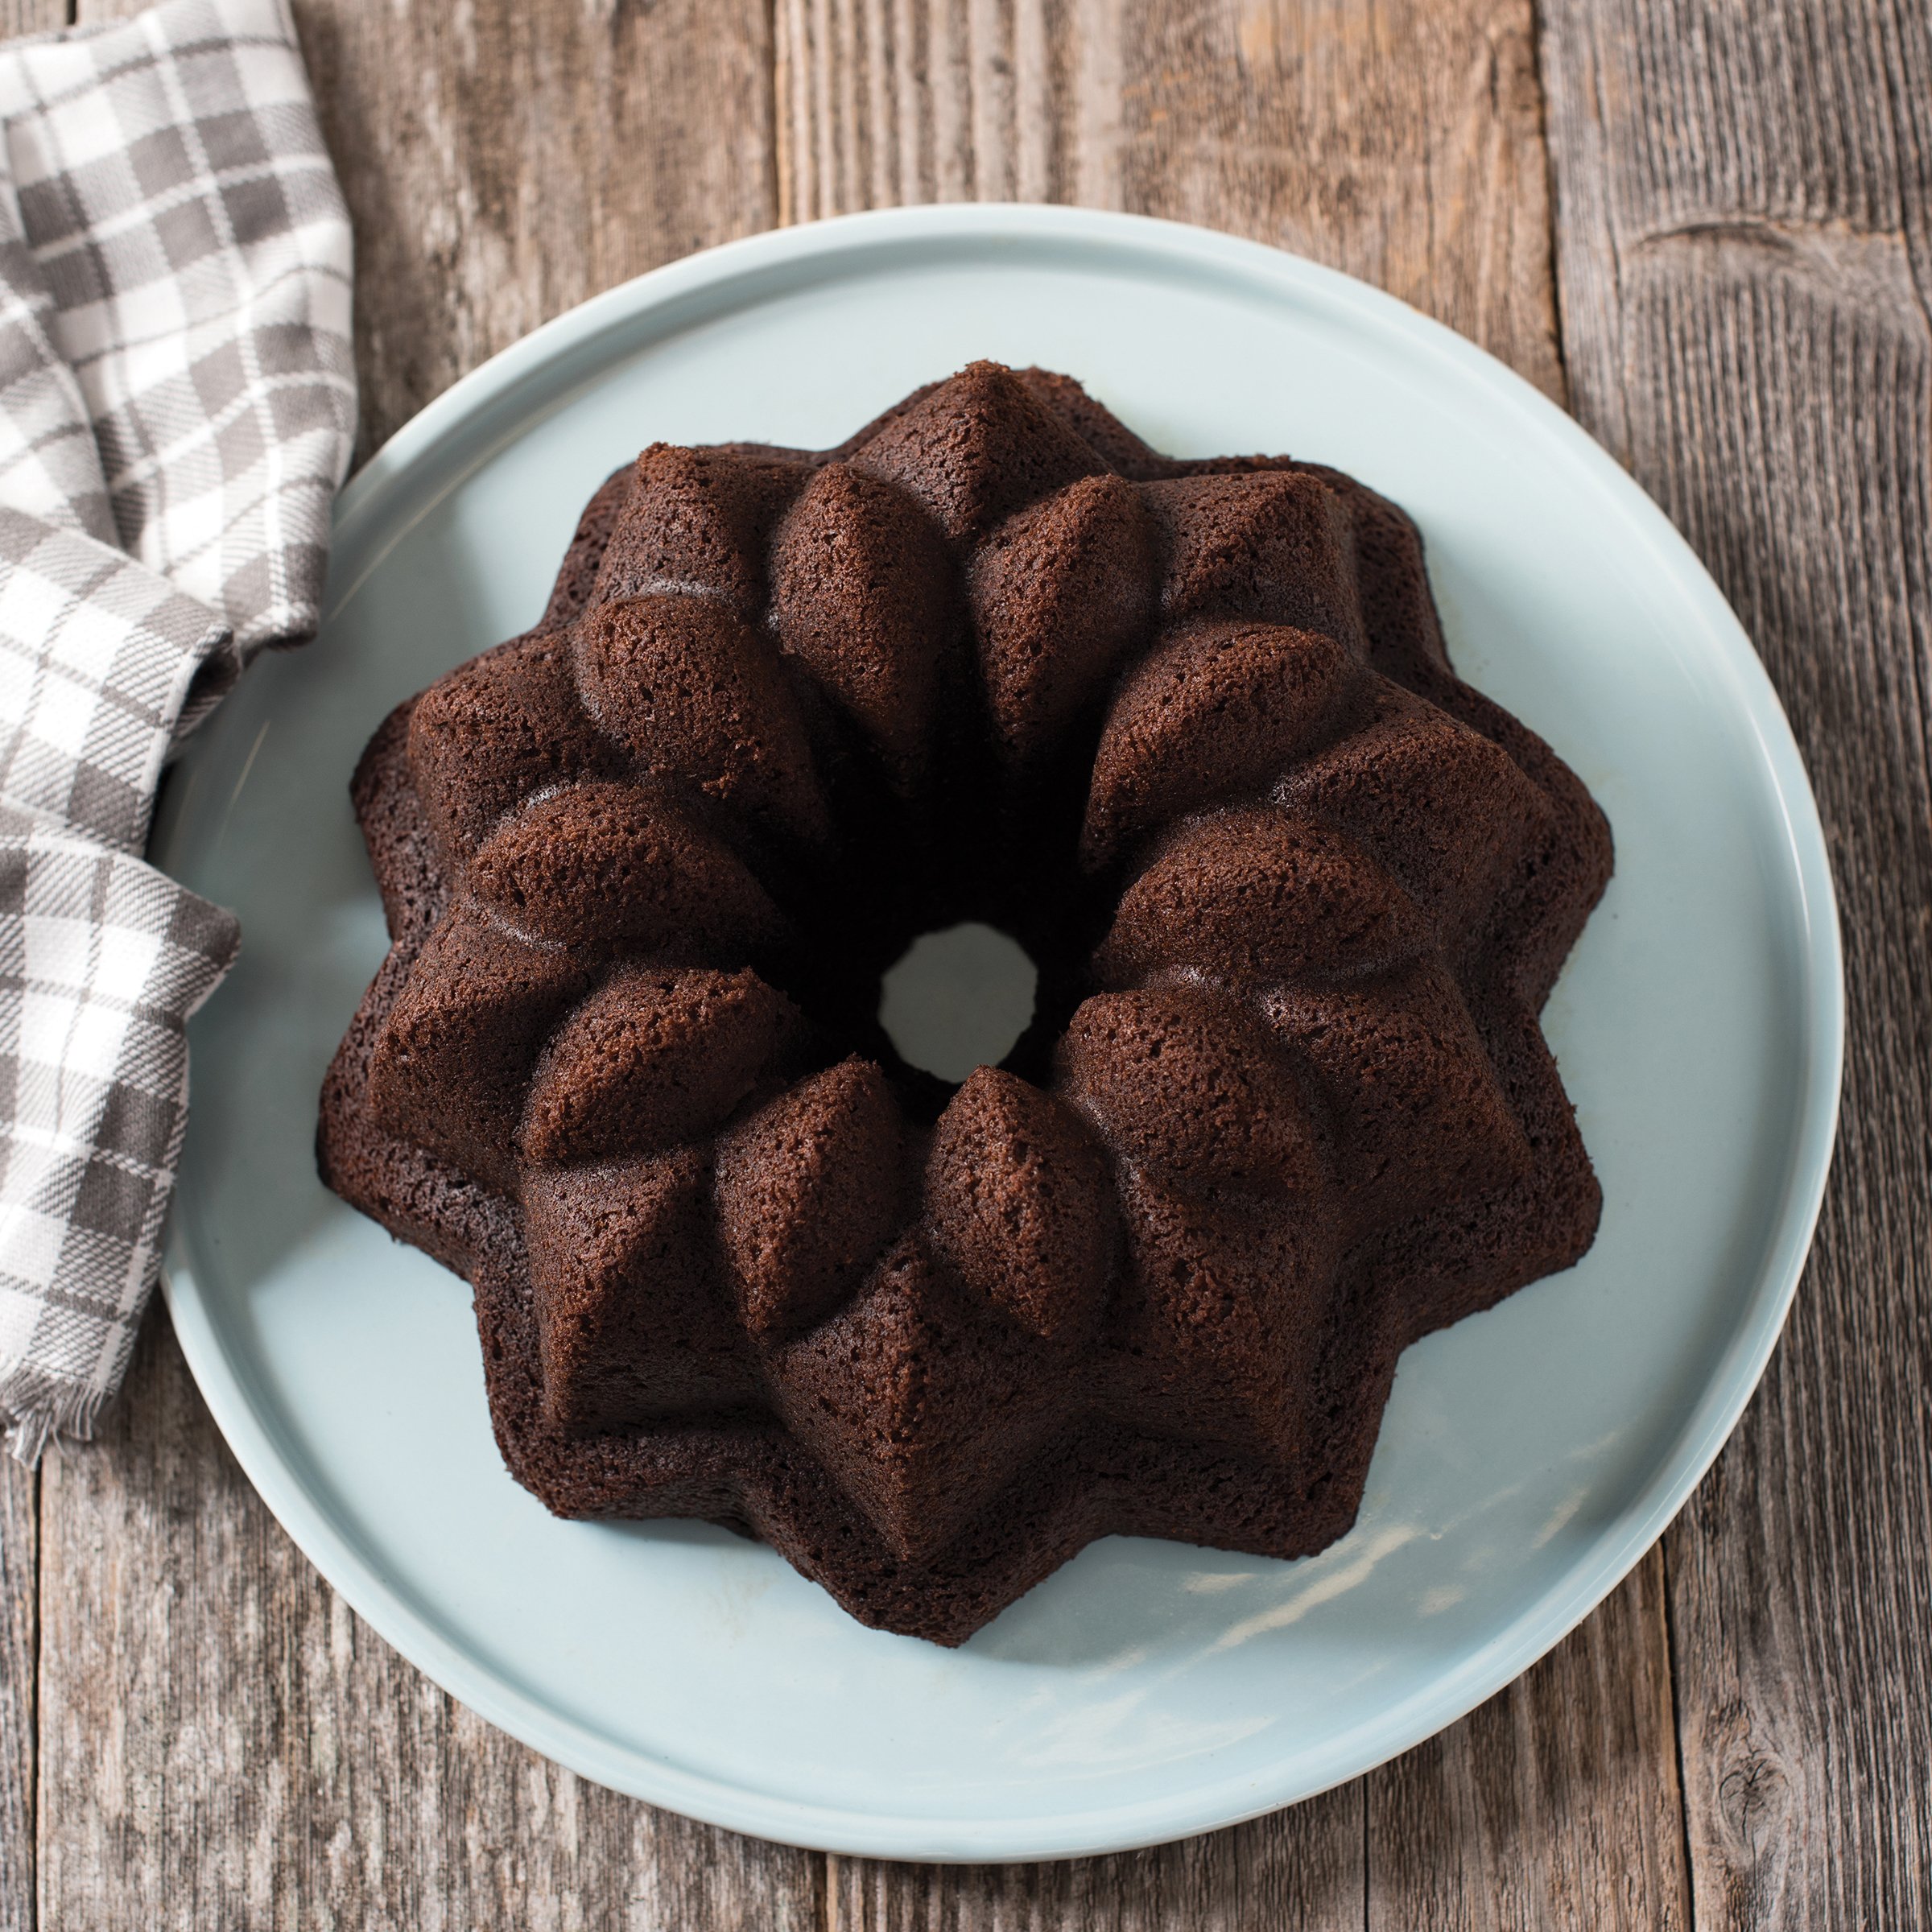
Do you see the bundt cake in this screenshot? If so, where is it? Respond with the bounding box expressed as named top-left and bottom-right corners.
top-left (318, 362), bottom-right (1612, 1645)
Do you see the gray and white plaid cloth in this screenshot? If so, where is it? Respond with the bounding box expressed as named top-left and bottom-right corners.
top-left (0, 0), bottom-right (353, 1459)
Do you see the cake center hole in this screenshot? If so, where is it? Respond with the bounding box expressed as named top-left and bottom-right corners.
top-left (878, 923), bottom-right (1038, 1086)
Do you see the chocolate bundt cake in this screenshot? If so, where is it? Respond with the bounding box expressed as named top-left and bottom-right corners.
top-left (318, 362), bottom-right (1612, 1645)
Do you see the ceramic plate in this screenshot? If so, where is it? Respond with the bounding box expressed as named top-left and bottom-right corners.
top-left (151, 205), bottom-right (1841, 1860)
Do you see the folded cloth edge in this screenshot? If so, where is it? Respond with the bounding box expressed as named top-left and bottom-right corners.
top-left (0, 815), bottom-right (242, 1463)
top-left (0, 0), bottom-right (352, 1461)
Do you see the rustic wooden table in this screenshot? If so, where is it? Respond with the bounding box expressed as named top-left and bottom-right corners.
top-left (2, 0), bottom-right (1926, 1924)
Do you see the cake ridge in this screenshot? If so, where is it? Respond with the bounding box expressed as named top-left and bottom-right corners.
top-left (318, 361), bottom-right (1612, 1645)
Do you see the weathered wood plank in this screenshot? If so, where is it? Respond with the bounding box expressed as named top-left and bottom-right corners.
top-left (0, 2), bottom-right (64, 34)
top-left (1368, 1552), bottom-right (1689, 1932)
top-left (0, 1459), bottom-right (35, 1932)
top-left (278, 0), bottom-right (774, 458)
top-left (37, 1312), bottom-right (824, 1931)
top-left (774, 0), bottom-right (1566, 403)
top-left (832, 1559), bottom-right (1688, 1932)
top-left (830, 1787), bottom-right (1363, 1931)
top-left (1542, 2), bottom-right (1932, 1926)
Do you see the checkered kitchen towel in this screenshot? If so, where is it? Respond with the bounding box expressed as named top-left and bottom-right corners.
top-left (0, 0), bottom-right (353, 1459)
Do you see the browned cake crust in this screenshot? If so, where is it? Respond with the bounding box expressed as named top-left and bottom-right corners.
top-left (317, 363), bottom-right (1612, 1645)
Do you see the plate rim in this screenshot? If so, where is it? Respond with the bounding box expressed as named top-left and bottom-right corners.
top-left (155, 200), bottom-right (1845, 1862)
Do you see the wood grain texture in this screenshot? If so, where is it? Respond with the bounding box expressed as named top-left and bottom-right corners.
top-left (37, 1314), bottom-right (824, 1932)
top-left (1368, 1550), bottom-right (1689, 1932)
top-left (831, 1788), bottom-right (1364, 1930)
top-left (1542, 1), bottom-right (1932, 1926)
top-left (828, 1562), bottom-right (1689, 1931)
top-left (0, 1460), bottom-right (35, 1932)
top-left (0, 2), bottom-right (64, 32)
top-left (774, 0), bottom-right (1566, 402)
top-left (285, 0), bottom-right (776, 458)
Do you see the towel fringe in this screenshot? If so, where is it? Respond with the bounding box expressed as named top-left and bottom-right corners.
top-left (0, 1365), bottom-right (108, 1465)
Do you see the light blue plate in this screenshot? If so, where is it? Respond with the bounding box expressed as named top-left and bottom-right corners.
top-left (151, 205), bottom-right (1842, 1860)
